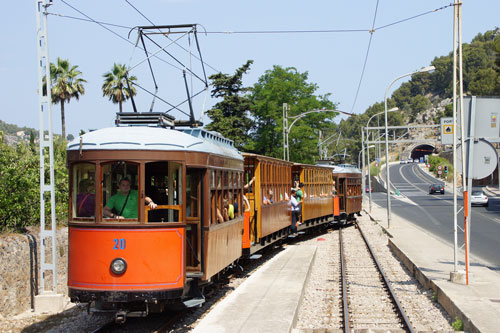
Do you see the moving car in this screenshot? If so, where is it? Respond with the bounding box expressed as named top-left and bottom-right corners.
top-left (400, 160), bottom-right (406, 164)
top-left (470, 190), bottom-right (488, 207)
top-left (429, 183), bottom-right (445, 194)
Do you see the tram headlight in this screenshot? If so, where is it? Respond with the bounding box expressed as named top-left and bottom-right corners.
top-left (110, 258), bottom-right (127, 275)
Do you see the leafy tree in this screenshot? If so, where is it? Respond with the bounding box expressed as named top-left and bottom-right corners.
top-left (250, 65), bottom-right (336, 164)
top-left (205, 60), bottom-right (254, 150)
top-left (102, 63), bottom-right (138, 112)
top-left (48, 58), bottom-right (86, 140)
top-left (0, 137), bottom-right (68, 233)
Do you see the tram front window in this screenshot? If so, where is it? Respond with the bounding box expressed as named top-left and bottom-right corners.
top-left (72, 163), bottom-right (96, 220)
top-left (145, 162), bottom-right (183, 222)
top-left (102, 162), bottom-right (139, 220)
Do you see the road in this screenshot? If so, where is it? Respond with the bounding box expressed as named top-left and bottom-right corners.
top-left (371, 163), bottom-right (500, 271)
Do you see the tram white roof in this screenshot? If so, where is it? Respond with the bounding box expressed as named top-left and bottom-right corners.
top-left (316, 161), bottom-right (361, 174)
top-left (67, 126), bottom-right (243, 160)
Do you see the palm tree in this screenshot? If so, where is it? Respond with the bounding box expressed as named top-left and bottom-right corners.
top-left (49, 58), bottom-right (86, 140)
top-left (102, 64), bottom-right (137, 113)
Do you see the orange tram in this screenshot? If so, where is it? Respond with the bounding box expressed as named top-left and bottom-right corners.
top-left (66, 113), bottom-right (362, 321)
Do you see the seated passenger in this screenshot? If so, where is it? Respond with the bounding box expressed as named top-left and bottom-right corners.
top-left (228, 199), bottom-right (235, 219)
top-left (263, 190), bottom-right (274, 205)
top-left (233, 193), bottom-right (239, 214)
top-left (76, 179), bottom-right (95, 217)
top-left (103, 178), bottom-right (157, 219)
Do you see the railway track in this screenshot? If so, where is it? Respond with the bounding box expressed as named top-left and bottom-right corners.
top-left (91, 310), bottom-right (185, 333)
top-left (339, 223), bottom-right (414, 332)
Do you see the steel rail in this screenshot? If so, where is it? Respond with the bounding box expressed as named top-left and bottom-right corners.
top-left (356, 223), bottom-right (415, 332)
top-left (339, 227), bottom-right (351, 332)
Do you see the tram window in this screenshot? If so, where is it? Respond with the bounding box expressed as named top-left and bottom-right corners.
top-left (145, 162), bottom-right (182, 223)
top-left (186, 172), bottom-right (199, 218)
top-left (72, 163), bottom-right (96, 219)
top-left (102, 162), bottom-right (139, 220)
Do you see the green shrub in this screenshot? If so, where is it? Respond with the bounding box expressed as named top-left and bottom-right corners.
top-left (0, 138), bottom-right (68, 233)
top-left (427, 155), bottom-right (452, 180)
top-left (452, 316), bottom-right (464, 331)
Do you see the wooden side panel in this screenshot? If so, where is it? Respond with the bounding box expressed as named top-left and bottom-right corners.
top-left (68, 227), bottom-right (185, 291)
top-left (303, 197), bottom-right (334, 221)
top-left (346, 197), bottom-right (362, 214)
top-left (261, 201), bottom-right (291, 237)
top-left (205, 218), bottom-right (243, 279)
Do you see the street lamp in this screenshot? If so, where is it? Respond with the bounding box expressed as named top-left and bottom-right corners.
top-left (283, 105), bottom-right (354, 161)
top-left (365, 107), bottom-right (398, 212)
top-left (384, 66), bottom-right (435, 228)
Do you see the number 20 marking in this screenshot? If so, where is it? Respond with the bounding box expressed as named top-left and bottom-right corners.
top-left (113, 238), bottom-right (126, 250)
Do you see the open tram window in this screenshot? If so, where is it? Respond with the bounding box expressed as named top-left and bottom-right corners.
top-left (145, 161), bottom-right (182, 223)
top-left (102, 162), bottom-right (139, 220)
top-left (72, 163), bottom-right (96, 220)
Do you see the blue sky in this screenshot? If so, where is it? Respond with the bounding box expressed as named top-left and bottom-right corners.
top-left (0, 1), bottom-right (499, 137)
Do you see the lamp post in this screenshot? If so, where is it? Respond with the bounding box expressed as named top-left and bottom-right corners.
top-left (283, 106), bottom-right (354, 161)
top-left (365, 108), bottom-right (398, 212)
top-left (384, 66), bottom-right (435, 228)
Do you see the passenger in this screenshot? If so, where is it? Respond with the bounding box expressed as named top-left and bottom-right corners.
top-left (227, 198), bottom-right (235, 219)
top-left (216, 207), bottom-right (225, 223)
top-left (296, 183), bottom-right (305, 202)
top-left (222, 199), bottom-right (230, 221)
top-left (76, 179), bottom-right (95, 217)
top-left (233, 193), bottom-right (239, 214)
top-left (243, 194), bottom-right (250, 212)
top-left (103, 178), bottom-right (157, 219)
top-left (244, 176), bottom-right (255, 191)
top-left (263, 189), bottom-right (274, 205)
top-left (289, 189), bottom-right (302, 233)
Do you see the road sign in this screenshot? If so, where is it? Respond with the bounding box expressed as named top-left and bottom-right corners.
top-left (438, 170), bottom-right (442, 175)
top-left (420, 157), bottom-right (424, 163)
top-left (440, 117), bottom-right (453, 145)
top-left (438, 165), bottom-right (442, 170)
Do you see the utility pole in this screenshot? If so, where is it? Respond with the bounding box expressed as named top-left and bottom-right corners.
top-left (450, 0), bottom-right (468, 285)
top-left (35, 0), bottom-right (64, 312)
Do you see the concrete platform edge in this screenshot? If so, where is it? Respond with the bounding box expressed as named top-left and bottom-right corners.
top-left (364, 208), bottom-right (480, 333)
top-left (387, 239), bottom-right (479, 333)
top-left (291, 246), bottom-right (317, 332)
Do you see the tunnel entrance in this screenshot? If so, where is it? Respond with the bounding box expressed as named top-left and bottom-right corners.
top-left (410, 145), bottom-right (435, 161)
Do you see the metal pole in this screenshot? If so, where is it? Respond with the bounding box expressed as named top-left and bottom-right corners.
top-left (384, 91), bottom-right (392, 228)
top-left (367, 127), bottom-right (373, 212)
top-left (452, 0), bottom-right (458, 273)
top-left (377, 115), bottom-right (381, 159)
top-left (283, 103), bottom-right (287, 161)
top-left (458, 0), bottom-right (468, 285)
top-left (36, 0), bottom-right (57, 293)
top-left (465, 97), bottom-right (477, 286)
top-left (361, 128), bottom-right (366, 203)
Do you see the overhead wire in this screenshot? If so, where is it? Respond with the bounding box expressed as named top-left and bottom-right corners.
top-left (58, 0), bottom-right (184, 72)
top-left (349, 0), bottom-right (380, 114)
top-left (52, 1), bottom-right (454, 117)
top-left (123, 0), bottom-right (220, 73)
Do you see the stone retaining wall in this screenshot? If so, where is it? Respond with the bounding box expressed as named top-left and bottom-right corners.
top-left (0, 227), bottom-right (68, 316)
